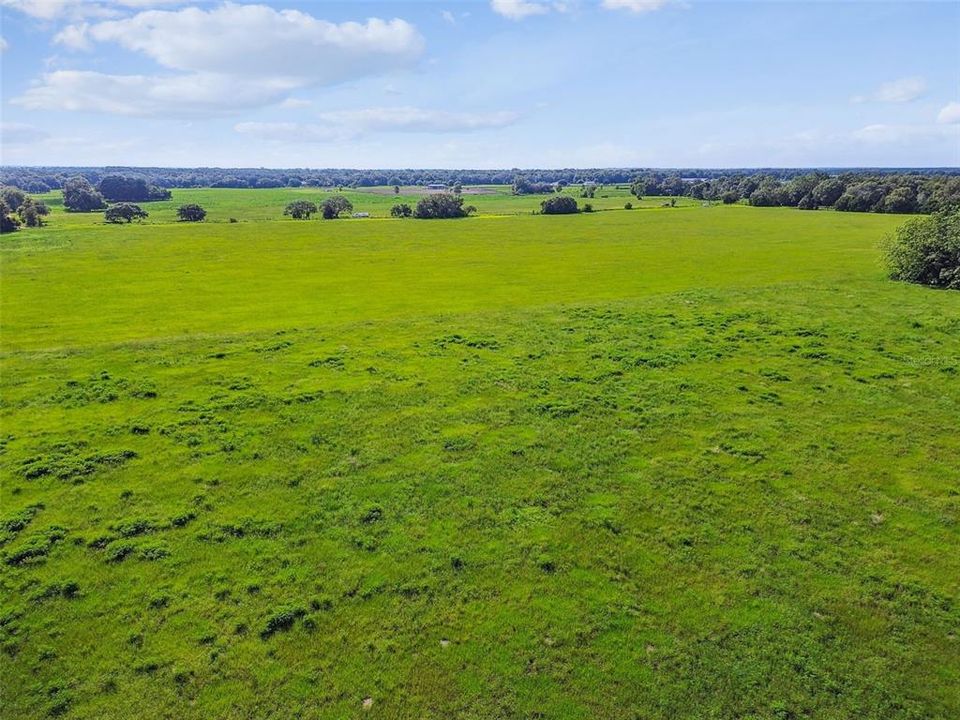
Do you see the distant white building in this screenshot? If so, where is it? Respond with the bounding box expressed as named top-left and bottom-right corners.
top-left (352, 212), bottom-right (370, 218)
top-left (426, 183), bottom-right (446, 190)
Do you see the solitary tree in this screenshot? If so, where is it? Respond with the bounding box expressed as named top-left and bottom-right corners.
top-left (393, 185), bottom-right (400, 195)
top-left (63, 176), bottom-right (107, 212)
top-left (390, 203), bottom-right (412, 218)
top-left (541, 196), bottom-right (579, 214)
top-left (284, 200), bottom-right (318, 220)
top-left (413, 192), bottom-right (472, 219)
top-left (177, 204), bottom-right (207, 222)
top-left (104, 203), bottom-right (148, 224)
top-left (18, 197), bottom-right (50, 227)
top-left (0, 199), bottom-right (20, 233)
top-left (321, 195), bottom-right (353, 219)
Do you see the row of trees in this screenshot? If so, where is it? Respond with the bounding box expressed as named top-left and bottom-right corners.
top-left (105, 203), bottom-right (207, 224)
top-left (4, 166), bottom-right (955, 196)
top-left (630, 172), bottom-right (960, 214)
top-left (61, 175), bottom-right (172, 212)
top-left (282, 193), bottom-right (475, 220)
top-left (283, 196), bottom-right (354, 220)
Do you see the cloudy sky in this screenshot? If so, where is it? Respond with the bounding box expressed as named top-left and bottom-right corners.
top-left (0, 0), bottom-right (957, 168)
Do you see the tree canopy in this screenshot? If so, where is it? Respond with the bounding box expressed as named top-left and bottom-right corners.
top-left (884, 210), bottom-right (959, 290)
top-left (321, 195), bottom-right (353, 219)
top-left (104, 203), bottom-right (148, 224)
top-left (413, 193), bottom-right (473, 219)
top-left (284, 200), bottom-right (318, 220)
top-left (541, 196), bottom-right (579, 214)
top-left (63, 176), bottom-right (107, 212)
top-left (177, 204), bottom-right (207, 222)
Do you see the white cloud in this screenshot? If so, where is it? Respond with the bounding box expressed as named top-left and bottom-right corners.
top-left (852, 76), bottom-right (927, 104)
top-left (0, 36), bottom-right (7, 52)
top-left (60, 5), bottom-right (423, 80)
top-left (0, 122), bottom-right (50, 144)
top-left (442, 9), bottom-right (456, 24)
top-left (490, 0), bottom-right (551, 20)
top-left (22, 5), bottom-right (425, 116)
top-left (601, 0), bottom-right (671, 13)
top-left (0, 0), bottom-right (183, 21)
top-left (937, 101), bottom-right (960, 125)
top-left (12, 70), bottom-right (297, 116)
top-left (53, 23), bottom-right (90, 50)
top-left (235, 107), bottom-right (520, 143)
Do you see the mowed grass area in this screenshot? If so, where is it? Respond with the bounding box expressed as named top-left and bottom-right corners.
top-left (2, 198), bottom-right (959, 719)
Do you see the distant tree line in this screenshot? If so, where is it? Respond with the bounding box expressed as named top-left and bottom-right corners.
top-left (3, 166), bottom-right (956, 198)
top-left (631, 172), bottom-right (960, 214)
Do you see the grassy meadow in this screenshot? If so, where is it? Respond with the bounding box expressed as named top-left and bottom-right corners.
top-left (2, 190), bottom-right (959, 719)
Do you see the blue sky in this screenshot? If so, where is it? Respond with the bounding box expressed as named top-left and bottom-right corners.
top-left (1, 0), bottom-right (957, 168)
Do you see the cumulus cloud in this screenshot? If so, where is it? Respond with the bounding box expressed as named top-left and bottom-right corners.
top-left (0, 122), bottom-right (50, 144)
top-left (235, 107), bottom-right (520, 143)
top-left (490, 0), bottom-right (551, 20)
top-left (20, 4), bottom-right (425, 116)
top-left (937, 101), bottom-right (960, 125)
top-left (852, 76), bottom-right (927, 104)
top-left (601, 0), bottom-right (671, 12)
top-left (0, 36), bottom-right (7, 52)
top-left (54, 5), bottom-right (423, 79)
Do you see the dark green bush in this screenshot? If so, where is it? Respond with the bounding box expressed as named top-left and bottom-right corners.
top-left (104, 203), bottom-right (148, 224)
top-left (883, 210), bottom-right (959, 289)
top-left (413, 193), bottom-right (472, 219)
top-left (177, 204), bottom-right (207, 222)
top-left (540, 196), bottom-right (578, 214)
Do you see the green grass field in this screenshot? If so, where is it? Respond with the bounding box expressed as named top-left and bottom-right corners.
top-left (2, 191), bottom-right (958, 719)
top-left (26, 184), bottom-right (669, 228)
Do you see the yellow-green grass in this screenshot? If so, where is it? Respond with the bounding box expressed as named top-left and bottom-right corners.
top-left (1, 197), bottom-right (958, 719)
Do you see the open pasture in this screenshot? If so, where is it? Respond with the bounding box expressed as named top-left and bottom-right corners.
top-left (25, 184), bottom-right (677, 228)
top-left (2, 198), bottom-right (959, 719)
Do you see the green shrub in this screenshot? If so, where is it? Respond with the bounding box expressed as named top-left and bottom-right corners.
top-left (883, 210), bottom-right (959, 289)
top-left (540, 196), bottom-right (578, 214)
top-left (284, 200), bottom-right (317, 220)
top-left (413, 193), bottom-right (471, 219)
top-left (177, 204), bottom-right (207, 222)
top-left (104, 203), bottom-right (148, 224)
